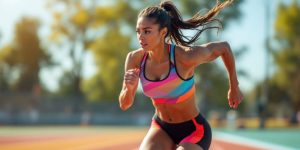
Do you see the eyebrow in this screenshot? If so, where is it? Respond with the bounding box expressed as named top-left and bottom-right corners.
top-left (136, 27), bottom-right (152, 30)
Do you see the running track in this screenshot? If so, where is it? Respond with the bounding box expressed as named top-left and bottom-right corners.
top-left (0, 127), bottom-right (268, 150)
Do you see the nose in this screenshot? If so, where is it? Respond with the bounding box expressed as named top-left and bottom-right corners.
top-left (137, 32), bottom-right (145, 41)
top-left (137, 33), bottom-right (144, 41)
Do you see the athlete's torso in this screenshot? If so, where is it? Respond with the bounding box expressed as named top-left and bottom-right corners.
top-left (139, 44), bottom-right (195, 104)
top-left (138, 44), bottom-right (199, 123)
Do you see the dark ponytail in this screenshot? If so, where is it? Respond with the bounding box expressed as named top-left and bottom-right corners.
top-left (138, 0), bottom-right (233, 46)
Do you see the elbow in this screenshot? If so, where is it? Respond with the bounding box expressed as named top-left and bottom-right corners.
top-left (119, 104), bottom-right (127, 111)
top-left (216, 41), bottom-right (231, 58)
top-left (221, 41), bottom-right (231, 53)
top-left (221, 41), bottom-right (230, 47)
top-left (119, 103), bottom-right (131, 111)
top-left (118, 88), bottom-right (134, 111)
top-left (119, 96), bottom-right (132, 111)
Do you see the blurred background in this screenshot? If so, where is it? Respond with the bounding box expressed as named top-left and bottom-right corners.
top-left (0, 0), bottom-right (299, 149)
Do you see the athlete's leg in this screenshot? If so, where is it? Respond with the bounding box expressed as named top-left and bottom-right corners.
top-left (176, 143), bottom-right (204, 150)
top-left (139, 124), bottom-right (176, 150)
top-left (177, 114), bottom-right (212, 150)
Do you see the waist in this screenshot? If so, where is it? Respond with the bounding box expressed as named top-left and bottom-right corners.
top-left (153, 97), bottom-right (199, 123)
top-left (153, 113), bottom-right (203, 125)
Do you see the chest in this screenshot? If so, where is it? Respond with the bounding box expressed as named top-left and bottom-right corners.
top-left (144, 60), bottom-right (170, 81)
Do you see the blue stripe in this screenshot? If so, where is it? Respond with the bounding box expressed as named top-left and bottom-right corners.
top-left (166, 78), bottom-right (194, 98)
top-left (170, 44), bottom-right (175, 64)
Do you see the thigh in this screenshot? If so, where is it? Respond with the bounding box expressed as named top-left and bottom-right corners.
top-left (177, 142), bottom-right (204, 150)
top-left (177, 114), bottom-right (212, 150)
top-left (139, 126), bottom-right (176, 150)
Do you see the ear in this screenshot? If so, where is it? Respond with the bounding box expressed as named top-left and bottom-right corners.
top-left (160, 27), bottom-right (168, 37)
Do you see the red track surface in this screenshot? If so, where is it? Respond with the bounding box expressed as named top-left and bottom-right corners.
top-left (0, 128), bottom-right (266, 150)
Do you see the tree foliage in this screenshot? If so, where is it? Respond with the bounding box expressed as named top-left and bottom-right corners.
top-left (273, 0), bottom-right (300, 111)
top-left (47, 0), bottom-right (136, 100)
top-left (49, 0), bottom-right (133, 99)
top-left (83, 27), bottom-right (130, 101)
top-left (0, 17), bottom-right (50, 92)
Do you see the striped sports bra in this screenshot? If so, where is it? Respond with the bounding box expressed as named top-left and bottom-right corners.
top-left (139, 44), bottom-right (195, 104)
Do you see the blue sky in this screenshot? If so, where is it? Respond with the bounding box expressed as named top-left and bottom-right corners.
top-left (0, 0), bottom-right (290, 92)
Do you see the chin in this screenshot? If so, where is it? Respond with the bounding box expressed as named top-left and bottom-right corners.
top-left (142, 46), bottom-right (150, 51)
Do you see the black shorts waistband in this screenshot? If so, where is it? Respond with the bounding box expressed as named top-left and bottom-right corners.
top-left (153, 113), bottom-right (203, 126)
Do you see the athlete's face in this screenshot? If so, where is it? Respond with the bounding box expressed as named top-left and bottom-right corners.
top-left (136, 17), bottom-right (167, 51)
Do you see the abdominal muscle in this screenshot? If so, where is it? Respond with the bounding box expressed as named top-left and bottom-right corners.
top-left (152, 94), bottom-right (199, 123)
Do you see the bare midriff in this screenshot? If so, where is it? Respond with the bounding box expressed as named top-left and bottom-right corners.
top-left (152, 94), bottom-right (199, 123)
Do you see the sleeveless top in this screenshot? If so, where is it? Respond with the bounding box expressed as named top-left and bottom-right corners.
top-left (139, 44), bottom-right (195, 104)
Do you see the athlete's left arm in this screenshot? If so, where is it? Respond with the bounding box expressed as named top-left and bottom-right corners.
top-left (186, 41), bottom-right (243, 109)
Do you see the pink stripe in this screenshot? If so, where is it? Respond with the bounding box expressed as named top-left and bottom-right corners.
top-left (154, 99), bottom-right (166, 103)
top-left (152, 86), bottom-right (194, 104)
top-left (148, 91), bottom-right (165, 97)
top-left (143, 73), bottom-right (178, 91)
top-left (179, 119), bottom-right (204, 144)
top-left (146, 78), bottom-right (182, 97)
top-left (153, 94), bottom-right (183, 104)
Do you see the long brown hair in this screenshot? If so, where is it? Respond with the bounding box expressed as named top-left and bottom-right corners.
top-left (138, 0), bottom-right (233, 46)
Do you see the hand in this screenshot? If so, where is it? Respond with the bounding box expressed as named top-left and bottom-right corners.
top-left (227, 86), bottom-right (243, 109)
top-left (124, 68), bottom-right (140, 91)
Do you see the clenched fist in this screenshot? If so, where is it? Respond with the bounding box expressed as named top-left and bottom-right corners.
top-left (228, 86), bottom-right (243, 109)
top-left (124, 68), bottom-right (140, 91)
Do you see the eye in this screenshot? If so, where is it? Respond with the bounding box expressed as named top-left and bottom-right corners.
top-left (145, 30), bottom-right (150, 34)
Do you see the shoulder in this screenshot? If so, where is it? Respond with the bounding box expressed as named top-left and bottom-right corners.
top-left (132, 48), bottom-right (145, 55)
top-left (199, 41), bottom-right (229, 50)
top-left (174, 41), bottom-right (229, 66)
top-left (173, 43), bottom-right (219, 67)
top-left (174, 44), bottom-right (194, 56)
top-left (125, 48), bottom-right (146, 68)
top-left (173, 44), bottom-right (197, 67)
top-left (128, 48), bottom-right (145, 61)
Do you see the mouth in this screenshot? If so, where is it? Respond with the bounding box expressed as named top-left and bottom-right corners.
top-left (140, 43), bottom-right (148, 48)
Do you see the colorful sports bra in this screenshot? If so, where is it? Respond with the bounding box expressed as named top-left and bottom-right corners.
top-left (139, 44), bottom-right (195, 104)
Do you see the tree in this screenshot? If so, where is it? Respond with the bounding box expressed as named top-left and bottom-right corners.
top-left (47, 0), bottom-right (136, 100)
top-left (273, 0), bottom-right (300, 122)
top-left (0, 17), bottom-right (50, 93)
top-left (82, 1), bottom-right (136, 101)
top-left (0, 46), bottom-right (11, 92)
top-left (83, 27), bottom-right (130, 101)
top-left (47, 0), bottom-right (93, 96)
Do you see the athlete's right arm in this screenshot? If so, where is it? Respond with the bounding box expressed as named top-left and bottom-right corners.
top-left (119, 51), bottom-right (140, 111)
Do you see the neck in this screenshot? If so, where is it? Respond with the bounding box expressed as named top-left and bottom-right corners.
top-left (148, 42), bottom-right (169, 63)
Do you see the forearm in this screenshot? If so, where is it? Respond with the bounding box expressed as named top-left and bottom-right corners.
top-left (119, 87), bottom-right (135, 111)
top-left (221, 43), bottom-right (239, 88)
